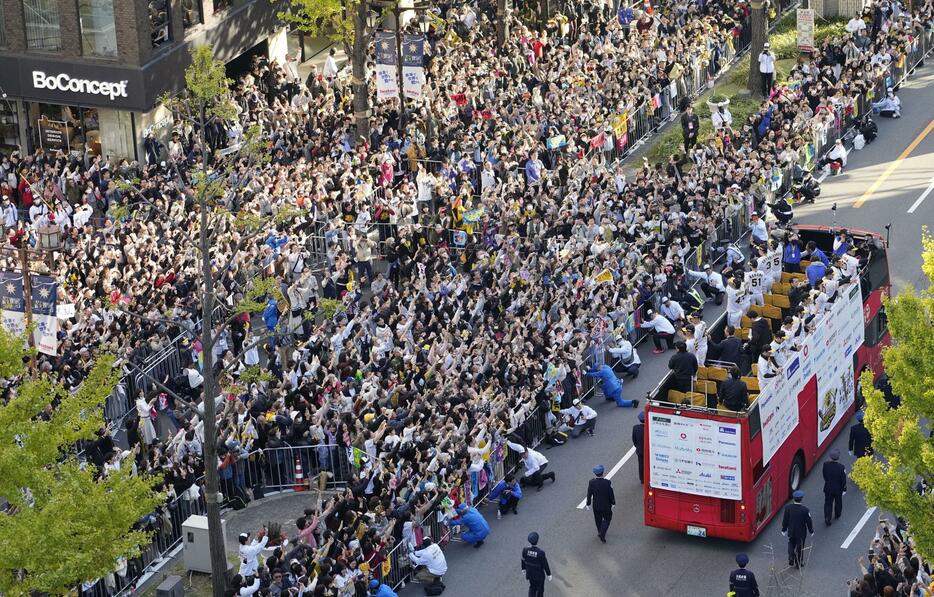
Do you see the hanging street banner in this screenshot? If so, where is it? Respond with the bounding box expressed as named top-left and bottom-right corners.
top-left (797, 9), bottom-right (815, 52)
top-left (31, 274), bottom-right (59, 355)
top-left (375, 32), bottom-right (399, 101)
top-left (0, 271), bottom-right (60, 355)
top-left (401, 34), bottom-right (426, 100)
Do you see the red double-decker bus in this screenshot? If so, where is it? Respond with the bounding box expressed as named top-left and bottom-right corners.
top-left (643, 226), bottom-right (890, 541)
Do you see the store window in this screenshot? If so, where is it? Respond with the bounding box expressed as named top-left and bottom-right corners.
top-left (213, 0), bottom-right (233, 14)
top-left (183, 0), bottom-right (203, 29)
top-left (0, 103), bottom-right (20, 155)
top-left (149, 0), bottom-right (171, 48)
top-left (27, 103), bottom-right (101, 156)
top-left (23, 0), bottom-right (62, 51)
top-left (79, 0), bottom-right (118, 58)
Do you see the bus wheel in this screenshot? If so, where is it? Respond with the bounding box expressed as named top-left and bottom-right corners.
top-left (789, 454), bottom-right (805, 495)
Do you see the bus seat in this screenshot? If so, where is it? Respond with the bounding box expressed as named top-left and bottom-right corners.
top-left (707, 367), bottom-right (728, 382)
top-left (762, 305), bottom-right (783, 320)
top-left (717, 407), bottom-right (739, 416)
top-left (799, 260), bottom-right (811, 270)
top-left (741, 315), bottom-right (752, 328)
top-left (667, 389), bottom-right (687, 403)
top-left (735, 327), bottom-right (750, 340)
top-left (695, 380), bottom-right (717, 395)
top-left (763, 294), bottom-right (774, 306)
top-left (771, 294), bottom-right (791, 309)
top-left (751, 363), bottom-right (759, 375)
top-left (742, 376), bottom-right (760, 392)
top-left (688, 392), bottom-right (707, 407)
top-left (696, 366), bottom-right (708, 380)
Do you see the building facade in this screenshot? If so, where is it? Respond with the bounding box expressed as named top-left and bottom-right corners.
top-left (0, 0), bottom-right (289, 161)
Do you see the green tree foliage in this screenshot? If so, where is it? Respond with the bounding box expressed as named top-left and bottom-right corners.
top-left (276, 0), bottom-right (356, 50)
top-left (852, 230), bottom-right (934, 562)
top-left (0, 332), bottom-right (163, 595)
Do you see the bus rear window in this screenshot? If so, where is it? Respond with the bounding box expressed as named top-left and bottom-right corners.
top-left (747, 403), bottom-right (761, 441)
top-left (865, 306), bottom-right (888, 347)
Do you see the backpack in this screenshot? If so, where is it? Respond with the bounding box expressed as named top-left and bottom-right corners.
top-left (424, 581), bottom-right (446, 596)
top-left (544, 429), bottom-right (568, 448)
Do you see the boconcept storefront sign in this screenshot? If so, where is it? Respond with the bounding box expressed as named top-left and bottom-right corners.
top-left (0, 56), bottom-right (149, 111)
top-left (31, 71), bottom-right (129, 102)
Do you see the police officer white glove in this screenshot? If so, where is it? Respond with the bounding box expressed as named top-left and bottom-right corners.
top-left (547, 575), bottom-right (553, 582)
top-left (584, 505), bottom-right (590, 510)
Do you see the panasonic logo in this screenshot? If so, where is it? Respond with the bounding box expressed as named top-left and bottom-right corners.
top-left (32, 71), bottom-right (129, 101)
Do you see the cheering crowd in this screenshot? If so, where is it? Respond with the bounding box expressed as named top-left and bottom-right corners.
top-left (0, 0), bottom-right (931, 594)
top-left (848, 517), bottom-right (933, 597)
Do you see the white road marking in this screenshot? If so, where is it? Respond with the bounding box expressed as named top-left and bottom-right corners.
top-left (907, 175), bottom-right (934, 213)
top-left (841, 507), bottom-right (878, 549)
top-left (576, 446), bottom-right (637, 509)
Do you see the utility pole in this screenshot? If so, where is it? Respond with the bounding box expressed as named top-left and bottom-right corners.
top-left (496, 0), bottom-right (509, 49)
top-left (393, 3), bottom-right (407, 130)
top-left (19, 245), bottom-right (36, 375)
top-left (746, 0), bottom-right (770, 96)
top-left (352, 0), bottom-right (371, 141)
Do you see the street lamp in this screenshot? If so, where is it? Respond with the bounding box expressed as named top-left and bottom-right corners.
top-left (371, 0), bottom-right (432, 130)
top-left (418, 12), bottom-right (432, 34)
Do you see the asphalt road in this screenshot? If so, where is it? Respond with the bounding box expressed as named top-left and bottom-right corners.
top-left (401, 63), bottom-right (934, 597)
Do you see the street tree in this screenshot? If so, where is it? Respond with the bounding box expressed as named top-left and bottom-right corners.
top-left (851, 231), bottom-right (934, 562)
top-left (746, 0), bottom-right (770, 96)
top-left (277, 0), bottom-right (372, 138)
top-left (0, 335), bottom-right (163, 595)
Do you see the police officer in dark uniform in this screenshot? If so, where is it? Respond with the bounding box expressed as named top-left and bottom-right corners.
top-left (632, 412), bottom-right (645, 484)
top-left (781, 490), bottom-right (814, 568)
top-left (585, 464), bottom-right (616, 542)
top-left (822, 449), bottom-right (847, 525)
top-left (848, 411), bottom-right (873, 457)
top-left (521, 532), bottom-right (552, 597)
top-left (729, 553), bottom-right (760, 596)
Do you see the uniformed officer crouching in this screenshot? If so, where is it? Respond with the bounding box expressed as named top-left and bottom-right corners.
top-left (521, 532), bottom-right (552, 597)
top-left (729, 553), bottom-right (760, 597)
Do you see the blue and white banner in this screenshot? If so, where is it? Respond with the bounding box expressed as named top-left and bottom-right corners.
top-left (375, 32), bottom-right (399, 101)
top-left (401, 34), bottom-right (425, 100)
top-left (0, 270), bottom-right (59, 355)
top-left (32, 275), bottom-right (59, 356)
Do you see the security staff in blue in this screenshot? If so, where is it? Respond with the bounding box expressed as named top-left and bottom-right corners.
top-left (781, 490), bottom-right (814, 568)
top-left (822, 449), bottom-right (847, 526)
top-left (728, 553), bottom-right (760, 596)
top-left (367, 579), bottom-right (398, 597)
top-left (450, 503), bottom-right (490, 548)
top-left (585, 464), bottom-right (615, 542)
top-left (521, 532), bottom-right (552, 597)
top-left (584, 364), bottom-right (638, 408)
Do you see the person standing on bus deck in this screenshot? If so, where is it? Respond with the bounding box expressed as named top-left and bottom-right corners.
top-left (585, 465), bottom-right (616, 543)
top-left (822, 449), bottom-right (847, 526)
top-left (668, 341), bottom-right (698, 393)
top-left (719, 367), bottom-right (750, 412)
top-left (725, 277), bottom-right (748, 328)
top-left (686, 313), bottom-right (708, 364)
top-left (640, 309), bottom-right (677, 354)
top-left (521, 532), bottom-right (552, 597)
top-left (743, 261), bottom-right (766, 307)
top-left (781, 490), bottom-right (814, 568)
top-left (632, 412), bottom-right (646, 484)
top-left (849, 411), bottom-right (873, 457)
top-left (747, 310), bottom-right (772, 362)
top-left (729, 553), bottom-right (761, 597)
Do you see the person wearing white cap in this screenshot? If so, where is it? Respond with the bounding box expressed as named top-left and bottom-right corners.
top-left (659, 296), bottom-right (685, 327)
top-left (237, 528), bottom-right (269, 577)
top-left (639, 309), bottom-right (676, 354)
top-left (758, 42), bottom-right (775, 96)
top-left (872, 87), bottom-right (901, 118)
top-left (686, 264), bottom-right (725, 304)
top-left (559, 398), bottom-right (598, 437)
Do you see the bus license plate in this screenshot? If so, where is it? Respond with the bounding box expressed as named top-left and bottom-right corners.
top-left (686, 525), bottom-right (707, 538)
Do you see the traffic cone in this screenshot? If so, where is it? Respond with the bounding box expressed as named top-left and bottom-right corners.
top-left (293, 457), bottom-right (306, 492)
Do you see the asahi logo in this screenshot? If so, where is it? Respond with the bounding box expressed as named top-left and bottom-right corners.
top-left (32, 71), bottom-right (129, 101)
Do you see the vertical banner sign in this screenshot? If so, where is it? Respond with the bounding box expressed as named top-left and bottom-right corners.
top-left (31, 275), bottom-right (59, 355)
top-left (402, 34), bottom-right (425, 100)
top-left (0, 271), bottom-right (26, 337)
top-left (375, 32), bottom-right (399, 101)
top-left (797, 9), bottom-right (815, 52)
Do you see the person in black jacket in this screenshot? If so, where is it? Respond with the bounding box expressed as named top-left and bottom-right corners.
top-left (781, 490), bottom-right (814, 568)
top-left (585, 464), bottom-right (616, 542)
top-left (521, 532), bottom-right (551, 597)
top-left (729, 553), bottom-right (760, 597)
top-left (668, 341), bottom-right (697, 393)
top-left (632, 412), bottom-right (645, 484)
top-left (849, 411), bottom-right (873, 457)
top-left (681, 104), bottom-right (700, 152)
top-left (719, 367), bottom-right (750, 411)
top-left (746, 310), bottom-right (772, 361)
top-left (822, 449), bottom-right (847, 526)
top-left (709, 326), bottom-right (743, 366)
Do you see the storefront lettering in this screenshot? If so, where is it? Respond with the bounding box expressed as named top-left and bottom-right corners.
top-left (31, 71), bottom-right (129, 101)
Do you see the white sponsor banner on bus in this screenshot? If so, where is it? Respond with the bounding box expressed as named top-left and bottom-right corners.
top-left (648, 413), bottom-right (743, 500)
top-left (759, 363), bottom-right (802, 465)
top-left (814, 285), bottom-right (865, 446)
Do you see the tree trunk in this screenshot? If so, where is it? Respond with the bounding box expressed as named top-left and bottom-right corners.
top-left (747, 0), bottom-right (769, 97)
top-left (352, 0), bottom-right (371, 143)
top-left (496, 0), bottom-right (509, 49)
top-left (198, 109), bottom-right (228, 597)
